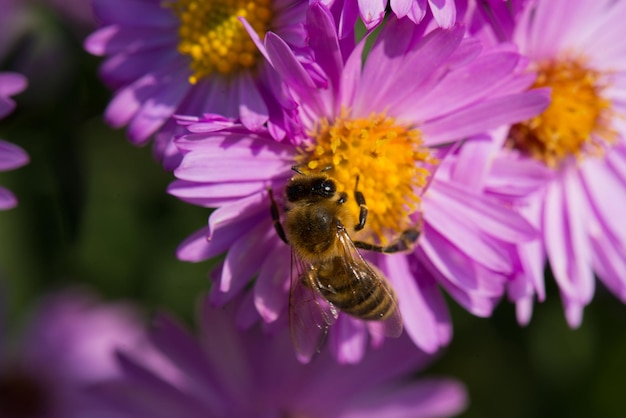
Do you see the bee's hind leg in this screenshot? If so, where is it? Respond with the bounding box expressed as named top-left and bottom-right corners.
top-left (353, 227), bottom-right (420, 254)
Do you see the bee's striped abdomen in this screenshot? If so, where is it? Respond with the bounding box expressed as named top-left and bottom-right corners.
top-left (316, 257), bottom-right (397, 321)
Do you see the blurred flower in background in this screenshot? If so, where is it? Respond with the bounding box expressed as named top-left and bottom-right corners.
top-left (84, 0), bottom-right (310, 168)
top-left (474, 0), bottom-right (626, 328)
top-left (0, 287), bottom-right (152, 418)
top-left (0, 72), bottom-right (29, 210)
top-left (170, 2), bottom-right (549, 363)
top-left (95, 297), bottom-right (468, 418)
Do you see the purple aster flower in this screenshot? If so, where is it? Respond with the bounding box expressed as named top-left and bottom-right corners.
top-left (170, 3), bottom-right (549, 363)
top-left (95, 296), bottom-right (468, 418)
top-left (0, 287), bottom-right (156, 418)
top-left (473, 0), bottom-right (626, 327)
top-left (0, 72), bottom-right (29, 210)
top-left (84, 0), bottom-right (310, 168)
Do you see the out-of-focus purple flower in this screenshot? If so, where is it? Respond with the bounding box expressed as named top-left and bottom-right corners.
top-left (0, 288), bottom-right (156, 418)
top-left (84, 0), bottom-right (310, 168)
top-left (170, 3), bottom-right (549, 363)
top-left (475, 0), bottom-right (626, 327)
top-left (95, 297), bottom-right (468, 418)
top-left (0, 72), bottom-right (29, 211)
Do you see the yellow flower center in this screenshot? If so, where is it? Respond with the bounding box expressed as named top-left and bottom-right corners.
top-left (297, 110), bottom-right (436, 244)
top-left (167, 0), bottom-right (273, 84)
top-left (509, 56), bottom-right (616, 167)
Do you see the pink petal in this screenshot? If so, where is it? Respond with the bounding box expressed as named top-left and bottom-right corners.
top-left (0, 187), bottom-right (17, 210)
top-left (254, 243), bottom-right (291, 323)
top-left (237, 72), bottom-right (269, 132)
top-left (429, 0), bottom-right (457, 28)
top-left (381, 254), bottom-right (449, 353)
top-left (92, 0), bottom-right (176, 27)
top-left (218, 224), bottom-right (276, 302)
top-left (0, 140), bottom-right (29, 171)
top-left (421, 89), bottom-right (550, 146)
top-left (357, 0), bottom-right (386, 29)
top-left (176, 227), bottom-right (212, 262)
top-left (329, 316), bottom-right (367, 365)
top-left (340, 378), bottom-right (468, 418)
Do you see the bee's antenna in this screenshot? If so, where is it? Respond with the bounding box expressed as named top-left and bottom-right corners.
top-left (320, 164), bottom-right (333, 173)
top-left (291, 165), bottom-right (304, 175)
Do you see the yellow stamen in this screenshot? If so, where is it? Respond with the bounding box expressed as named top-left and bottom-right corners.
top-left (297, 110), bottom-right (436, 244)
top-left (166, 0), bottom-right (273, 84)
top-left (509, 56), bottom-right (616, 167)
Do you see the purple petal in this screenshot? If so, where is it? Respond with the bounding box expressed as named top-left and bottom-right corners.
top-left (590, 231), bottom-right (626, 302)
top-left (168, 179), bottom-right (267, 207)
top-left (150, 314), bottom-right (226, 411)
top-left (430, 179), bottom-right (538, 242)
top-left (0, 72), bottom-right (28, 97)
top-left (357, 25), bottom-right (465, 117)
top-left (0, 72), bottom-right (27, 119)
top-left (197, 300), bottom-right (254, 403)
top-left (395, 51), bottom-right (522, 122)
top-left (307, 3), bottom-right (343, 96)
top-left (422, 88), bottom-right (550, 146)
top-left (418, 237), bottom-right (504, 317)
top-left (174, 139), bottom-right (292, 183)
top-left (485, 151), bottom-right (553, 198)
top-left (99, 46), bottom-right (181, 90)
top-left (264, 32), bottom-right (329, 117)
top-left (207, 193), bottom-right (267, 239)
top-left (0, 140), bottom-right (29, 170)
top-left (84, 26), bottom-right (175, 56)
top-left (357, 0), bottom-right (386, 29)
top-left (389, 0), bottom-right (415, 19)
top-left (340, 378), bottom-right (468, 418)
top-left (338, 40), bottom-right (365, 107)
top-left (381, 254), bottom-right (449, 353)
top-left (92, 0), bottom-right (176, 27)
top-left (127, 65), bottom-right (191, 142)
top-left (217, 224), bottom-right (276, 303)
top-left (328, 316), bottom-right (367, 365)
top-left (176, 227), bottom-right (212, 262)
top-left (0, 187), bottom-right (17, 210)
top-left (562, 165), bottom-right (595, 302)
top-left (254, 243), bottom-right (291, 323)
top-left (237, 72), bottom-right (269, 132)
top-left (429, 0), bottom-right (457, 28)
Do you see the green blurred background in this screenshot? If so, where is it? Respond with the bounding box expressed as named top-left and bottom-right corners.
top-left (1, 3), bottom-right (625, 418)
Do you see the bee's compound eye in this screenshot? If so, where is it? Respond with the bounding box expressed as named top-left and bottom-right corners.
top-left (320, 179), bottom-right (336, 197)
top-left (310, 178), bottom-right (335, 197)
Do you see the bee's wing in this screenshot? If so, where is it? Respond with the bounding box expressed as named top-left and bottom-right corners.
top-left (336, 228), bottom-right (404, 338)
top-left (289, 250), bottom-right (338, 363)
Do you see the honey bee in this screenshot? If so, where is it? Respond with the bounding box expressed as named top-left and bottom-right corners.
top-left (269, 167), bottom-right (420, 360)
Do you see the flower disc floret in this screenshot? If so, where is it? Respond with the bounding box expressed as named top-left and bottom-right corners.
top-left (298, 110), bottom-right (436, 243)
top-left (169, 0), bottom-right (273, 83)
top-left (509, 57), bottom-right (615, 167)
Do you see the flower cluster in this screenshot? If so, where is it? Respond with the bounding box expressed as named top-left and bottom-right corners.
top-left (84, 0), bottom-right (626, 364)
top-left (1, 0), bottom-right (625, 416)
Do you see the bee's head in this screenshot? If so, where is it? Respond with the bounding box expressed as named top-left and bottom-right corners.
top-left (286, 175), bottom-right (336, 202)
